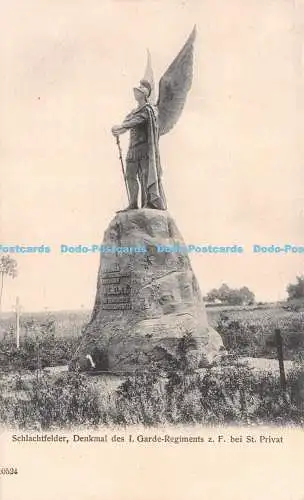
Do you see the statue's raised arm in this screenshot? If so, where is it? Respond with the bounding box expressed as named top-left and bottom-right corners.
top-left (157, 26), bottom-right (196, 136)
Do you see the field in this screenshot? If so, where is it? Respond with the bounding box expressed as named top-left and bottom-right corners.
top-left (1, 301), bottom-right (303, 360)
top-left (0, 301), bottom-right (303, 428)
top-left (1, 300), bottom-right (304, 336)
top-left (0, 309), bottom-right (91, 340)
top-left (0, 352), bottom-right (303, 428)
top-left (206, 301), bottom-right (304, 359)
top-left (206, 300), bottom-right (304, 332)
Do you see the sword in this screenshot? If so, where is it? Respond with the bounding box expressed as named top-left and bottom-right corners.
top-left (115, 136), bottom-right (130, 203)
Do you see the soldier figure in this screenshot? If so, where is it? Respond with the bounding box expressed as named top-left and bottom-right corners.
top-left (111, 26), bottom-right (196, 212)
top-left (111, 79), bottom-right (166, 210)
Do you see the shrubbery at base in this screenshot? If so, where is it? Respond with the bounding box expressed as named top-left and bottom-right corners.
top-left (0, 358), bottom-right (303, 429)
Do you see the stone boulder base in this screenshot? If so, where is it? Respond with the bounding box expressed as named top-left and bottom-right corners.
top-left (72, 209), bottom-right (224, 373)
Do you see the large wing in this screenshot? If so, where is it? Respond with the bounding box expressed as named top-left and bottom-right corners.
top-left (157, 26), bottom-right (196, 136)
top-left (143, 49), bottom-right (156, 104)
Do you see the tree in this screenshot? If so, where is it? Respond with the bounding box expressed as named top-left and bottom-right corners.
top-left (204, 288), bottom-right (220, 303)
top-left (286, 275), bottom-right (304, 300)
top-left (0, 256), bottom-right (18, 311)
top-left (238, 286), bottom-right (255, 305)
top-left (204, 283), bottom-right (255, 306)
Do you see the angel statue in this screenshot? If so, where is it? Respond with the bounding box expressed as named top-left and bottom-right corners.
top-left (111, 26), bottom-right (196, 211)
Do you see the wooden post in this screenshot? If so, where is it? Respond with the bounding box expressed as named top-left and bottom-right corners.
top-left (275, 328), bottom-right (287, 394)
top-left (15, 296), bottom-right (20, 350)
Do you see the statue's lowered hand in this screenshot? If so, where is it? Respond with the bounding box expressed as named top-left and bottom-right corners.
top-left (111, 125), bottom-right (123, 136)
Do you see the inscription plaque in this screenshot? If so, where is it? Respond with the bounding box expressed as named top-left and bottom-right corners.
top-left (101, 267), bottom-right (132, 310)
top-left (102, 263), bottom-right (120, 274)
top-left (102, 303), bottom-right (132, 310)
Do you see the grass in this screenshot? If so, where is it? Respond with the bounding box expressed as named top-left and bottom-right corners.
top-left (1, 302), bottom-right (303, 357)
top-left (0, 310), bottom-right (90, 341)
top-left (0, 303), bottom-right (303, 429)
top-left (0, 357), bottom-right (303, 429)
top-left (207, 302), bottom-right (304, 359)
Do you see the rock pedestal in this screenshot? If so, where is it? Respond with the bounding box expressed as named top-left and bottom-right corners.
top-left (72, 209), bottom-right (224, 373)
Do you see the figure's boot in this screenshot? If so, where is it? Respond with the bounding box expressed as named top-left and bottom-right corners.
top-left (127, 178), bottom-right (139, 209)
top-left (117, 178), bottom-right (139, 212)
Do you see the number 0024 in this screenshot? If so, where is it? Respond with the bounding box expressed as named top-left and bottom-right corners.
top-left (0, 467), bottom-right (18, 475)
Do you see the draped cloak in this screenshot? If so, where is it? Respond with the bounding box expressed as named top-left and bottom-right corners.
top-left (121, 103), bottom-right (167, 210)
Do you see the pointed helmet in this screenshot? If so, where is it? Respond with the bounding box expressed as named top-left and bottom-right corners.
top-left (133, 79), bottom-right (152, 98)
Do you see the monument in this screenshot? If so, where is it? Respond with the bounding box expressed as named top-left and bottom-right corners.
top-left (72, 27), bottom-right (224, 374)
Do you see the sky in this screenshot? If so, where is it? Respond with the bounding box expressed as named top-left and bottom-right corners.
top-left (1, 0), bottom-right (304, 312)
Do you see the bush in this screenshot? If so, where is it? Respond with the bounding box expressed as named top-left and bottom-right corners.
top-left (0, 333), bottom-right (303, 429)
top-left (111, 360), bottom-right (303, 426)
top-left (287, 354), bottom-right (304, 411)
top-left (0, 335), bottom-right (80, 373)
top-left (114, 369), bottom-right (167, 426)
top-left (216, 314), bottom-right (264, 356)
top-left (287, 275), bottom-right (304, 300)
top-left (0, 371), bottom-right (103, 429)
top-left (216, 311), bottom-right (304, 359)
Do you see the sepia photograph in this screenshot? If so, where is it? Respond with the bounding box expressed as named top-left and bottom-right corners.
top-left (0, 1), bottom-right (304, 499)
